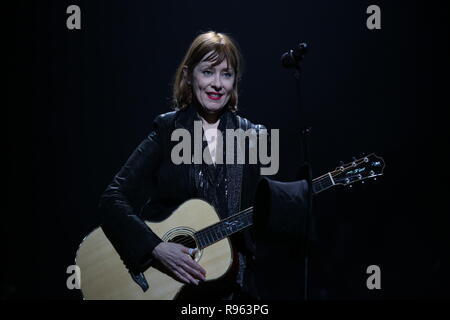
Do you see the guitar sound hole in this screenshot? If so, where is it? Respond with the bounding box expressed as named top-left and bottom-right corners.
top-left (169, 235), bottom-right (196, 249)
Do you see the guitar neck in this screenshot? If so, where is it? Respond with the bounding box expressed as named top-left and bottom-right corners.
top-left (195, 174), bottom-right (334, 249)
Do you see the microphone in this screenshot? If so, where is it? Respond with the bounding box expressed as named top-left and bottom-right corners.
top-left (281, 42), bottom-right (308, 68)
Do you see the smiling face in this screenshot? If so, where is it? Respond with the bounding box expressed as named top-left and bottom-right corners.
top-left (189, 52), bottom-right (236, 122)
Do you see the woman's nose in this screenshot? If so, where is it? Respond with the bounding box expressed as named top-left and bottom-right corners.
top-left (211, 74), bottom-right (222, 89)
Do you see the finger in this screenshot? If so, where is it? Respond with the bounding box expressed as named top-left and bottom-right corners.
top-left (179, 246), bottom-right (206, 276)
top-left (182, 246), bottom-right (199, 257)
top-left (183, 256), bottom-right (207, 276)
top-left (159, 257), bottom-right (195, 284)
top-left (180, 246), bottom-right (191, 254)
top-left (181, 261), bottom-right (207, 281)
top-left (172, 269), bottom-right (191, 285)
top-left (177, 265), bottom-right (199, 285)
top-left (162, 260), bottom-right (200, 284)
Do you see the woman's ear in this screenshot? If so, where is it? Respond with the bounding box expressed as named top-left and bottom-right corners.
top-left (183, 66), bottom-right (191, 85)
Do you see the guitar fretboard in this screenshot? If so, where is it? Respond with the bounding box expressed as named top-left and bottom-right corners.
top-left (195, 208), bottom-right (253, 249)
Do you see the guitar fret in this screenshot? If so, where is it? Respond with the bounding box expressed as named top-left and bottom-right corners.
top-left (211, 229), bottom-right (217, 241)
top-left (196, 232), bottom-right (205, 248)
top-left (210, 228), bottom-right (216, 242)
top-left (201, 230), bottom-right (210, 247)
top-left (206, 230), bottom-right (213, 244)
top-left (208, 230), bottom-right (214, 243)
top-left (212, 226), bottom-right (218, 241)
top-left (221, 225), bottom-right (229, 238)
top-left (202, 235), bottom-right (207, 248)
top-left (224, 225), bottom-right (231, 237)
top-left (312, 175), bottom-right (333, 194)
top-left (328, 172), bottom-right (335, 185)
top-left (209, 228), bottom-right (215, 243)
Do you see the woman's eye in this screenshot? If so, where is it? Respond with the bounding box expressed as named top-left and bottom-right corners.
top-left (202, 70), bottom-right (212, 75)
top-left (223, 72), bottom-right (233, 78)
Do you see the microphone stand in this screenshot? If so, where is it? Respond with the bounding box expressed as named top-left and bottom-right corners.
top-left (283, 45), bottom-right (312, 300)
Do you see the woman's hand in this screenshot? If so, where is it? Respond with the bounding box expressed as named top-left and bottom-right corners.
top-left (152, 242), bottom-right (207, 285)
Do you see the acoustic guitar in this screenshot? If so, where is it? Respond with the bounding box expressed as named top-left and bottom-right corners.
top-left (75, 153), bottom-right (384, 299)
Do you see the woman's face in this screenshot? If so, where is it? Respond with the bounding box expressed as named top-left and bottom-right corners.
top-left (190, 53), bottom-right (235, 118)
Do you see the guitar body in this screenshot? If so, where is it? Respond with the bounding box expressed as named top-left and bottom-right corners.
top-left (76, 199), bottom-right (233, 300)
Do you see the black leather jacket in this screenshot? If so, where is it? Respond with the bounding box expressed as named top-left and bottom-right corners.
top-left (98, 105), bottom-right (267, 297)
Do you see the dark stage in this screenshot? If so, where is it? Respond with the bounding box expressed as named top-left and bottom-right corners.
top-left (5, 0), bottom-right (447, 302)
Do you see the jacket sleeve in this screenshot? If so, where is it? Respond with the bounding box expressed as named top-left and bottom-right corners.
top-left (98, 115), bottom-right (165, 274)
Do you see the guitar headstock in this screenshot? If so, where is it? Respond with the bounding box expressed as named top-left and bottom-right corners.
top-left (331, 153), bottom-right (385, 187)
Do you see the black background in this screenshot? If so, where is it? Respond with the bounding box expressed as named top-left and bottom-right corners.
top-left (5, 0), bottom-right (447, 300)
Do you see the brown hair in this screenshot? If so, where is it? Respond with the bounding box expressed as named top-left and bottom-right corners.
top-left (172, 31), bottom-right (243, 112)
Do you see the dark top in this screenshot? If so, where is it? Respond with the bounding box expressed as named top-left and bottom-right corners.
top-left (98, 104), bottom-right (267, 299)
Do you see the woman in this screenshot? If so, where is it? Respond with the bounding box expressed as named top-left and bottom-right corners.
top-left (99, 31), bottom-right (266, 300)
